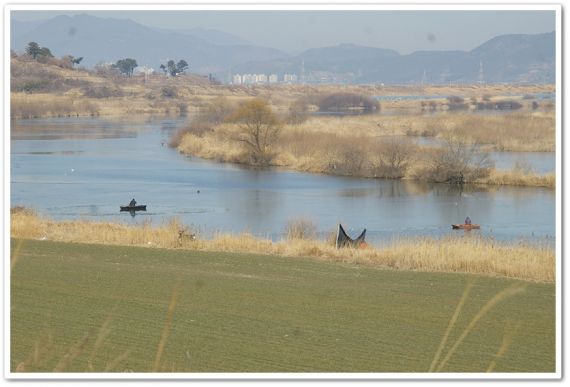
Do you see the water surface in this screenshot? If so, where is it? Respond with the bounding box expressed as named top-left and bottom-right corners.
top-left (11, 117), bottom-right (555, 245)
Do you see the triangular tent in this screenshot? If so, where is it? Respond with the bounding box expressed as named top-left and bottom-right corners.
top-left (336, 224), bottom-right (367, 248)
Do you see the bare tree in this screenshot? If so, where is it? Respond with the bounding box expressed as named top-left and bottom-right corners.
top-left (373, 136), bottom-right (415, 178)
top-left (231, 98), bottom-right (282, 165)
top-left (425, 135), bottom-right (494, 182)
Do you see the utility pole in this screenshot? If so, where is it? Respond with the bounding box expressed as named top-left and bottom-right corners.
top-left (478, 60), bottom-right (485, 86)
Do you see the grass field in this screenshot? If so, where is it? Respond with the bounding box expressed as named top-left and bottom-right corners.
top-left (11, 239), bottom-right (555, 373)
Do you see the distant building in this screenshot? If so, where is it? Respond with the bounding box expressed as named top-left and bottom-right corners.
top-left (269, 74), bottom-right (278, 83)
top-left (134, 66), bottom-right (155, 75)
top-left (283, 73), bottom-right (298, 83)
top-left (255, 74), bottom-right (268, 84)
top-left (233, 74), bottom-right (243, 84)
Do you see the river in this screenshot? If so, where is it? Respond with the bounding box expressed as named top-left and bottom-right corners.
top-left (10, 117), bottom-right (556, 245)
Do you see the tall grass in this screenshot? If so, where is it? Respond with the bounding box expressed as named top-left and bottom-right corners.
top-left (177, 111), bottom-right (554, 186)
top-left (11, 93), bottom-right (99, 119)
top-left (11, 211), bottom-right (555, 282)
top-left (481, 170), bottom-right (555, 188)
top-left (430, 282), bottom-right (527, 372)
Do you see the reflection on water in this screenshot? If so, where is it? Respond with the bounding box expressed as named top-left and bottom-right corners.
top-left (10, 117), bottom-right (555, 245)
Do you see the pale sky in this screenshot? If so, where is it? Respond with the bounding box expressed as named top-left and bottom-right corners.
top-left (12, 10), bottom-right (555, 54)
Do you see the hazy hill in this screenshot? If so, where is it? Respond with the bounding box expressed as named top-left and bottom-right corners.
top-left (11, 14), bottom-right (554, 84)
top-left (236, 32), bottom-right (555, 84)
top-left (153, 26), bottom-right (251, 46)
top-left (11, 14), bottom-right (288, 75)
top-left (10, 19), bottom-right (46, 37)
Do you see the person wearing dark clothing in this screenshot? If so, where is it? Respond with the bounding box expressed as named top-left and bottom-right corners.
top-left (129, 198), bottom-right (136, 207)
top-left (465, 216), bottom-right (472, 225)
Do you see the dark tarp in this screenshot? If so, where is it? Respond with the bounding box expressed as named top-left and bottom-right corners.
top-left (336, 223), bottom-right (366, 248)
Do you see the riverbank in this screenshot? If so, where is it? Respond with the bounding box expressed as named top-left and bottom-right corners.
top-left (11, 210), bottom-right (555, 282)
top-left (10, 57), bottom-right (555, 120)
top-left (175, 112), bottom-right (555, 188)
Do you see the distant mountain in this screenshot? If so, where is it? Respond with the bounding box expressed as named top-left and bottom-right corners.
top-left (10, 14), bottom-right (288, 75)
top-left (10, 14), bottom-right (554, 84)
top-left (10, 19), bottom-right (46, 38)
top-left (234, 32), bottom-right (555, 84)
top-left (153, 26), bottom-right (251, 46)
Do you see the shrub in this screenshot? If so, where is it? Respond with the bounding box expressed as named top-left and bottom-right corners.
top-left (318, 93), bottom-right (379, 114)
top-left (285, 217), bottom-right (318, 240)
top-left (82, 85), bottom-right (124, 98)
top-left (169, 97), bottom-right (237, 147)
top-left (476, 100), bottom-right (522, 111)
top-left (372, 137), bottom-right (415, 178)
top-left (286, 99), bottom-right (310, 125)
top-left (447, 96), bottom-right (468, 111)
top-left (417, 136), bottom-right (494, 183)
top-left (162, 86), bottom-right (178, 98)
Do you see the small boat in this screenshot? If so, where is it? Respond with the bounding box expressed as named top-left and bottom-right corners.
top-left (452, 224), bottom-right (480, 230)
top-left (120, 205), bottom-right (147, 212)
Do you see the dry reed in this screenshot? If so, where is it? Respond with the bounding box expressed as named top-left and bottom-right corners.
top-left (177, 111), bottom-right (555, 186)
top-left (153, 283), bottom-right (182, 372)
top-left (481, 170), bottom-right (555, 188)
top-left (433, 283), bottom-right (527, 372)
top-left (11, 93), bottom-right (100, 119)
top-left (11, 212), bottom-right (555, 282)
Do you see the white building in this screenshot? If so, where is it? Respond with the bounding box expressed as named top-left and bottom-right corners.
top-left (255, 74), bottom-right (268, 84)
top-left (232, 74), bottom-right (243, 84)
top-left (283, 73), bottom-right (298, 83)
top-left (269, 74), bottom-right (278, 83)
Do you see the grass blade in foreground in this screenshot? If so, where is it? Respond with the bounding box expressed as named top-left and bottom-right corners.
top-left (11, 239), bottom-right (555, 373)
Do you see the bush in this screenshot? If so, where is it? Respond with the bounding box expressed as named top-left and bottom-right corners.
top-left (318, 93), bottom-right (379, 114)
top-left (447, 96), bottom-right (468, 111)
top-left (162, 86), bottom-right (178, 98)
top-left (169, 97), bottom-right (237, 148)
top-left (82, 85), bottom-right (123, 98)
top-left (416, 136), bottom-right (494, 183)
top-left (286, 99), bottom-right (310, 125)
top-left (285, 217), bottom-right (317, 240)
top-left (371, 137), bottom-right (415, 178)
top-left (475, 100), bottom-right (522, 111)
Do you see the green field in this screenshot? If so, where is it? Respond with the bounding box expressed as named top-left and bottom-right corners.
top-left (10, 238), bottom-right (555, 373)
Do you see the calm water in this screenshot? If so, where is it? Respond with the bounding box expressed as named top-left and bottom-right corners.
top-left (11, 117), bottom-right (556, 245)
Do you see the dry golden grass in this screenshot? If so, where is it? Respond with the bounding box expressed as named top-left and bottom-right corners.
top-left (178, 110), bottom-right (555, 186)
top-left (11, 93), bottom-right (100, 119)
top-left (439, 112), bottom-right (555, 152)
top-left (480, 170), bottom-right (555, 188)
top-left (11, 57), bottom-right (555, 119)
top-left (11, 211), bottom-right (555, 283)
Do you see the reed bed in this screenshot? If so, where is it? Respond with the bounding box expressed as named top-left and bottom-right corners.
top-left (11, 211), bottom-right (555, 283)
top-left (11, 93), bottom-right (99, 119)
top-left (480, 170), bottom-right (555, 188)
top-left (178, 112), bottom-right (555, 186)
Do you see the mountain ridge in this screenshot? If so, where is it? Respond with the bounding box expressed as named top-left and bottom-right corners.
top-left (11, 14), bottom-right (555, 84)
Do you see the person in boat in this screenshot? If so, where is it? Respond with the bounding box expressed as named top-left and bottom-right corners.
top-left (129, 198), bottom-right (137, 207)
top-left (465, 216), bottom-right (472, 225)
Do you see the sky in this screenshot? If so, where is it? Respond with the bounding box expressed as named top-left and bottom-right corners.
top-left (11, 9), bottom-right (555, 54)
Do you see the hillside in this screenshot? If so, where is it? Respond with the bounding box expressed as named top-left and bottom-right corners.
top-left (11, 14), bottom-right (555, 84)
top-left (11, 14), bottom-right (288, 74)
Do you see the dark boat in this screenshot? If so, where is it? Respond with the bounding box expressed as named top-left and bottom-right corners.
top-left (452, 224), bottom-right (480, 230)
top-left (120, 205), bottom-right (147, 212)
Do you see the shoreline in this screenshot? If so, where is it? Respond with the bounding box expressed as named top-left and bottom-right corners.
top-left (11, 210), bottom-right (555, 283)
